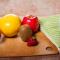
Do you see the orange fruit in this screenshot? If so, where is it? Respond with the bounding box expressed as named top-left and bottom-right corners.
top-left (0, 14), bottom-right (21, 37)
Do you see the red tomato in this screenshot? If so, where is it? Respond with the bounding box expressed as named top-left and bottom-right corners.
top-left (22, 15), bottom-right (39, 32)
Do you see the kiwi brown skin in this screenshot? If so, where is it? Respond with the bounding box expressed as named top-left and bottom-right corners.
top-left (19, 24), bottom-right (32, 42)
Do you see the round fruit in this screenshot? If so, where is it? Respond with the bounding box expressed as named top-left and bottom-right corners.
top-left (22, 15), bottom-right (39, 32)
top-left (19, 24), bottom-right (32, 42)
top-left (0, 14), bottom-right (21, 37)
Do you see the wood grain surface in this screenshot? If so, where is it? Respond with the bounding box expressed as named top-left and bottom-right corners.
top-left (0, 32), bottom-right (58, 57)
top-left (0, 0), bottom-right (60, 60)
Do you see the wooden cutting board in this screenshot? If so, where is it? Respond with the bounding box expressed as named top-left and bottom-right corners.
top-left (0, 32), bottom-right (59, 57)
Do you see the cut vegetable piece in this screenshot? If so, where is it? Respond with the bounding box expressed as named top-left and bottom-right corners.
top-left (0, 33), bottom-right (5, 42)
top-left (27, 37), bottom-right (38, 46)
